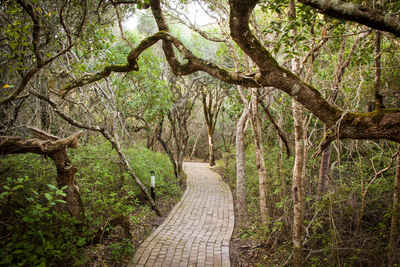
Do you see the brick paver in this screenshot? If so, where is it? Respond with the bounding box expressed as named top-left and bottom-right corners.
top-left (130, 162), bottom-right (234, 267)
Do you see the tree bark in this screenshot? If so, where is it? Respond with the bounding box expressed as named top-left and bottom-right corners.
top-left (374, 30), bottom-right (382, 111)
top-left (207, 129), bottom-right (216, 166)
top-left (201, 89), bottom-right (223, 167)
top-left (156, 118), bottom-right (178, 178)
top-left (190, 123), bottom-right (203, 160)
top-left (288, 1), bottom-right (305, 265)
top-left (388, 145), bottom-right (400, 266)
top-left (277, 113), bottom-right (287, 202)
top-left (298, 0), bottom-right (400, 37)
top-left (236, 105), bottom-right (249, 226)
top-left (292, 99), bottom-right (305, 267)
top-left (250, 88), bottom-right (269, 223)
top-left (317, 141), bottom-right (331, 197)
top-left (49, 149), bottom-right (83, 219)
top-left (100, 129), bottom-right (161, 216)
top-left (39, 73), bottom-right (50, 132)
top-left (30, 91), bottom-right (161, 215)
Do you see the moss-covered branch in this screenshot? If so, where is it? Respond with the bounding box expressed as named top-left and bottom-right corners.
top-left (299, 0), bottom-right (400, 37)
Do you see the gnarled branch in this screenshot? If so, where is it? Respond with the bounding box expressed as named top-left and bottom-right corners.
top-left (299, 0), bottom-right (400, 37)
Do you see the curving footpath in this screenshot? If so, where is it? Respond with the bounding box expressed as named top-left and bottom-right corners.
top-left (131, 162), bottom-right (234, 267)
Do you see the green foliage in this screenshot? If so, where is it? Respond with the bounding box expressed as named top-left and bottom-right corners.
top-left (0, 142), bottom-right (179, 266)
top-left (108, 238), bottom-right (134, 262)
top-left (220, 138), bottom-right (398, 265)
top-left (0, 174), bottom-right (82, 266)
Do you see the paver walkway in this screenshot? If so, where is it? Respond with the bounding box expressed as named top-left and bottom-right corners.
top-left (131, 162), bottom-right (234, 267)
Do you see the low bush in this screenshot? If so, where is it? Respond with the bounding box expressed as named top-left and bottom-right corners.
top-left (0, 142), bottom-right (180, 266)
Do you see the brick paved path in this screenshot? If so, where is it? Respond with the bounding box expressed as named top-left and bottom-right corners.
top-left (131, 162), bottom-right (234, 267)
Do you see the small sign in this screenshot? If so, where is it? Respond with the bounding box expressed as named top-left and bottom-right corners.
top-left (151, 175), bottom-right (155, 187)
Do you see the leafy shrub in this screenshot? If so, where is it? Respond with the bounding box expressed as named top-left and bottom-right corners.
top-left (0, 175), bottom-right (83, 267)
top-left (0, 142), bottom-right (179, 266)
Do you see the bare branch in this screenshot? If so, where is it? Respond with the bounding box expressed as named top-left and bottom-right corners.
top-left (16, 0), bottom-right (42, 66)
top-left (258, 97), bottom-right (291, 157)
top-left (112, 1), bottom-right (134, 49)
top-left (27, 126), bottom-right (59, 141)
top-left (164, 2), bottom-right (226, 43)
top-left (30, 90), bottom-right (101, 131)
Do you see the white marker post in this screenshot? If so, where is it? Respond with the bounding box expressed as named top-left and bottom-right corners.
top-left (150, 170), bottom-right (156, 201)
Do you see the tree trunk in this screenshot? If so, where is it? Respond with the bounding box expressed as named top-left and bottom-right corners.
top-left (288, 1), bottom-right (305, 265)
top-left (49, 150), bottom-right (84, 220)
top-left (39, 72), bottom-right (50, 132)
top-left (292, 99), bottom-right (305, 267)
top-left (388, 145), bottom-right (400, 266)
top-left (277, 112), bottom-right (287, 201)
top-left (201, 90), bottom-right (222, 167)
top-left (146, 129), bottom-right (156, 151)
top-left (374, 30), bottom-right (382, 111)
top-left (250, 88), bottom-right (269, 223)
top-left (236, 107), bottom-right (249, 226)
top-left (177, 150), bottom-right (184, 178)
top-left (156, 118), bottom-right (178, 178)
top-left (190, 124), bottom-right (203, 159)
top-left (317, 127), bottom-right (331, 198)
top-left (208, 128), bottom-right (216, 166)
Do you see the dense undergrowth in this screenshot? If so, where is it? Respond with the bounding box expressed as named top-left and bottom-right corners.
top-left (0, 142), bottom-right (181, 267)
top-left (219, 142), bottom-right (399, 266)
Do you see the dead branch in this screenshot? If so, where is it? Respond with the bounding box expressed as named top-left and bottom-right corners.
top-left (258, 97), bottom-right (291, 158)
top-left (0, 131), bottom-right (82, 156)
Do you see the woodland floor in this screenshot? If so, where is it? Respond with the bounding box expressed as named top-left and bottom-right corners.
top-left (213, 166), bottom-right (269, 267)
top-left (130, 162), bottom-right (235, 267)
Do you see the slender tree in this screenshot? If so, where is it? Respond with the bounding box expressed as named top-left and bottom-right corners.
top-left (235, 101), bottom-right (249, 225)
top-left (201, 81), bottom-right (224, 166)
top-left (250, 88), bottom-right (270, 223)
top-left (388, 145), bottom-right (400, 266)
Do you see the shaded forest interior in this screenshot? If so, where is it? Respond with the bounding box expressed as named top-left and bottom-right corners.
top-left (1, 0), bottom-right (400, 266)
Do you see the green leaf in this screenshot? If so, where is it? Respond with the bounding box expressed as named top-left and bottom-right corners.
top-left (44, 193), bottom-right (53, 201)
top-left (47, 184), bottom-right (58, 191)
top-left (77, 237), bottom-right (86, 246)
top-left (12, 184), bottom-right (24, 191)
top-left (0, 192), bottom-right (10, 199)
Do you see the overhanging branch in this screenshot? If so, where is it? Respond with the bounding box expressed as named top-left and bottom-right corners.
top-left (299, 0), bottom-right (400, 37)
top-left (61, 30), bottom-right (259, 97)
